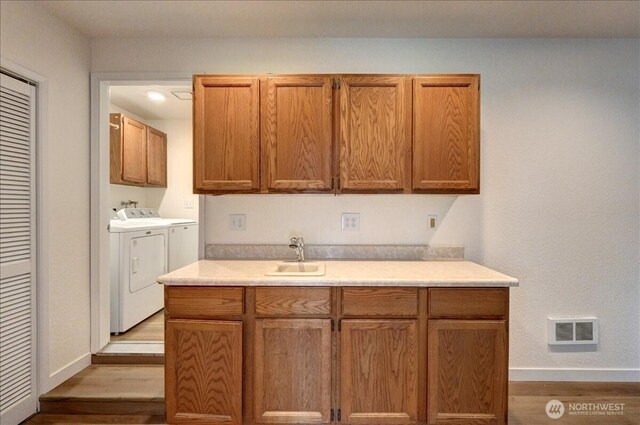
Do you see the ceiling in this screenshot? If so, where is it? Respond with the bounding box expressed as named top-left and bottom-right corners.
top-left (41, 1), bottom-right (640, 38)
top-left (110, 85), bottom-right (192, 120)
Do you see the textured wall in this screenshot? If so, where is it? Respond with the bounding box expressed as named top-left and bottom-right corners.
top-left (92, 37), bottom-right (640, 379)
top-left (1, 1), bottom-right (92, 389)
top-left (146, 119), bottom-right (199, 221)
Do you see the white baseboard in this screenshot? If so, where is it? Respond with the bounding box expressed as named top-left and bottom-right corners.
top-left (510, 368), bottom-right (640, 382)
top-left (42, 352), bottom-right (91, 393)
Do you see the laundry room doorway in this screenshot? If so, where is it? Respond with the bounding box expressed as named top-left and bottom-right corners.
top-left (90, 74), bottom-right (205, 357)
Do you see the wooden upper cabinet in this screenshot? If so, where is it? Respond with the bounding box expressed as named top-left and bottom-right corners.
top-left (262, 76), bottom-right (333, 191)
top-left (146, 127), bottom-right (167, 187)
top-left (110, 113), bottom-right (167, 187)
top-left (427, 320), bottom-right (507, 425)
top-left (254, 319), bottom-right (332, 424)
top-left (339, 76), bottom-right (410, 191)
top-left (165, 319), bottom-right (243, 425)
top-left (193, 76), bottom-right (260, 192)
top-left (341, 319), bottom-right (418, 424)
top-left (191, 73), bottom-right (482, 195)
top-left (121, 116), bottom-right (147, 184)
top-left (412, 75), bottom-right (480, 193)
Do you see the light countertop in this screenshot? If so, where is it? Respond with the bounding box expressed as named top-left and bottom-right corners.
top-left (158, 260), bottom-right (518, 287)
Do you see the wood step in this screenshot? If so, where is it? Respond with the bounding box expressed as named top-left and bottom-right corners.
top-left (91, 354), bottom-right (164, 365)
top-left (39, 365), bottom-right (164, 416)
top-left (92, 341), bottom-right (165, 365)
top-left (24, 414), bottom-right (166, 424)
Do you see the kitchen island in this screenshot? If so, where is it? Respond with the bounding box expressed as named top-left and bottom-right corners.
top-left (159, 260), bottom-right (518, 425)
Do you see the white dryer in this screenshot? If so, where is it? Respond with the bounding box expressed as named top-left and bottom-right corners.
top-left (109, 210), bottom-right (168, 334)
top-left (130, 208), bottom-right (198, 272)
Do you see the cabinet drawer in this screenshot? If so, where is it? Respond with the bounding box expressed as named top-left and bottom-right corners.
top-left (342, 288), bottom-right (418, 317)
top-left (428, 288), bottom-right (508, 319)
top-left (255, 287), bottom-right (331, 316)
top-left (165, 287), bottom-right (244, 318)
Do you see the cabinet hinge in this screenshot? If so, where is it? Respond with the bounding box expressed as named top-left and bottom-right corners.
top-left (331, 409), bottom-right (334, 421)
top-left (337, 409), bottom-right (342, 421)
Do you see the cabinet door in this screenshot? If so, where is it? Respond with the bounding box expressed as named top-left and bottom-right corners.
top-left (121, 116), bottom-right (147, 184)
top-left (193, 76), bottom-right (260, 192)
top-left (427, 320), bottom-right (507, 425)
top-left (166, 319), bottom-right (242, 424)
top-left (254, 319), bottom-right (332, 424)
top-left (339, 76), bottom-right (410, 191)
top-left (412, 75), bottom-right (480, 192)
top-left (263, 76), bottom-right (333, 191)
top-left (341, 320), bottom-right (418, 425)
top-left (147, 127), bottom-right (167, 187)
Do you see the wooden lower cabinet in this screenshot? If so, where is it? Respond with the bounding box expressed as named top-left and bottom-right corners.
top-left (254, 319), bottom-right (332, 424)
top-left (165, 319), bottom-right (243, 424)
top-left (340, 320), bottom-right (418, 425)
top-left (427, 320), bottom-right (507, 425)
top-left (165, 287), bottom-right (509, 425)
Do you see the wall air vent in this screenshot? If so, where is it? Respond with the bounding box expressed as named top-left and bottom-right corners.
top-left (547, 317), bottom-right (599, 345)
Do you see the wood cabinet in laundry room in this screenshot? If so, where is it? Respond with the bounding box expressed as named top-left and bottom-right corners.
top-left (110, 112), bottom-right (167, 187)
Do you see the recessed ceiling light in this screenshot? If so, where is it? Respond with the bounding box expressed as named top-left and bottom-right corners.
top-left (146, 90), bottom-right (166, 102)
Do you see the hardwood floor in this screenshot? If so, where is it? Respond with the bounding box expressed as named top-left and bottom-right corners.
top-left (24, 365), bottom-right (640, 424)
top-left (509, 382), bottom-right (640, 425)
top-left (110, 310), bottom-right (164, 342)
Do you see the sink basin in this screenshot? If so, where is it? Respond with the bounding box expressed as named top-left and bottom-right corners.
top-left (265, 262), bottom-right (326, 276)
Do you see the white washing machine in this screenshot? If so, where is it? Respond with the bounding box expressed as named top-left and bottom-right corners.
top-left (109, 210), bottom-right (168, 334)
top-left (165, 218), bottom-right (198, 271)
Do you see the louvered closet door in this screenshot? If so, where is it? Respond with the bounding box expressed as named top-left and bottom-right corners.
top-left (0, 73), bottom-right (37, 425)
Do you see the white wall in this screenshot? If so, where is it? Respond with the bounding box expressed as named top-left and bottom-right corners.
top-left (107, 104), bottom-right (198, 219)
top-left (1, 1), bottom-right (92, 391)
top-left (146, 119), bottom-right (198, 221)
top-left (92, 37), bottom-right (640, 380)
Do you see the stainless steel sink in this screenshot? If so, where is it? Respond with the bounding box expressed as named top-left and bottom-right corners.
top-left (265, 262), bottom-right (326, 276)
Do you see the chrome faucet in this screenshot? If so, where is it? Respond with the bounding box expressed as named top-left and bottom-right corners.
top-left (289, 236), bottom-right (305, 262)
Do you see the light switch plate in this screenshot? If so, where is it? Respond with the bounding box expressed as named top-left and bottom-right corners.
top-left (184, 199), bottom-right (194, 209)
top-left (428, 215), bottom-right (438, 229)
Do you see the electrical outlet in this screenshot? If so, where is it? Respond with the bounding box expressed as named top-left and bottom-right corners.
top-left (428, 215), bottom-right (438, 230)
top-left (184, 199), bottom-right (194, 209)
top-left (228, 214), bottom-right (246, 231)
top-left (341, 213), bottom-right (360, 231)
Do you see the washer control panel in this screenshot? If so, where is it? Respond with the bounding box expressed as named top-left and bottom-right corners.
top-left (116, 208), bottom-right (161, 221)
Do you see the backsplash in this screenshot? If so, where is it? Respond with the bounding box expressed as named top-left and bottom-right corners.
top-left (205, 244), bottom-right (464, 261)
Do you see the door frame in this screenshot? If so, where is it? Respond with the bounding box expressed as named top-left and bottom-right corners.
top-left (89, 73), bottom-right (205, 353)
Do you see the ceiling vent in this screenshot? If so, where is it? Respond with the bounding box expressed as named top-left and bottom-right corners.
top-left (171, 90), bottom-right (192, 100)
top-left (547, 317), bottom-right (599, 345)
